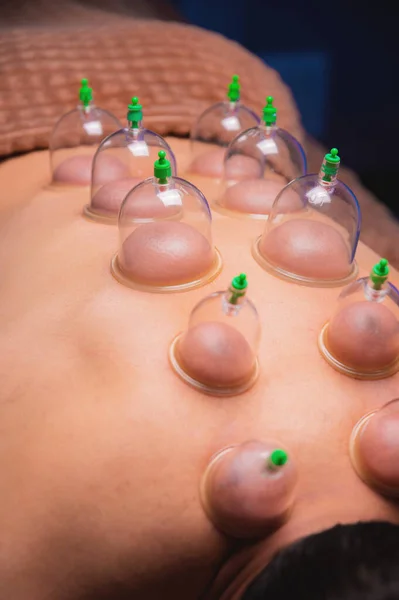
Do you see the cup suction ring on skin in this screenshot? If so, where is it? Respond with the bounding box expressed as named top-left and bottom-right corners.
top-left (349, 398), bottom-right (399, 498)
top-left (200, 440), bottom-right (298, 538)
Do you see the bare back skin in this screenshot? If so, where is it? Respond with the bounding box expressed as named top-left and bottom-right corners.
top-left (0, 139), bottom-right (398, 600)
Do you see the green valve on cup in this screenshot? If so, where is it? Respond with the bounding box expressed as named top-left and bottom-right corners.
top-left (154, 150), bottom-right (172, 184)
top-left (227, 75), bottom-right (240, 103)
top-left (79, 78), bottom-right (93, 107)
top-left (268, 449), bottom-right (289, 469)
top-left (228, 273), bottom-right (248, 305)
top-left (127, 97), bottom-right (143, 128)
top-left (262, 96), bottom-right (277, 127)
top-left (370, 258), bottom-right (389, 290)
top-left (321, 147), bottom-right (340, 182)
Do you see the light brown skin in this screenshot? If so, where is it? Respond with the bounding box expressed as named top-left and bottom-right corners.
top-left (177, 321), bottom-right (255, 387)
top-left (190, 149), bottom-right (262, 181)
top-left (53, 154), bottom-right (129, 186)
top-left (119, 220), bottom-right (214, 286)
top-left (327, 301), bottom-right (399, 370)
top-left (90, 177), bottom-right (143, 215)
top-left (91, 177), bottom-right (184, 219)
top-left (222, 178), bottom-right (296, 215)
top-left (260, 218), bottom-right (352, 280)
top-left (351, 399), bottom-right (399, 495)
top-left (0, 138), bottom-right (399, 600)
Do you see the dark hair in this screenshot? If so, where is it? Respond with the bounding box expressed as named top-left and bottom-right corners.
top-left (242, 521), bottom-right (399, 600)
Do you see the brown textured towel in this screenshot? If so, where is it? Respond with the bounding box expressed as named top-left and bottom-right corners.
top-left (0, 0), bottom-right (398, 267)
top-left (0, 19), bottom-right (302, 157)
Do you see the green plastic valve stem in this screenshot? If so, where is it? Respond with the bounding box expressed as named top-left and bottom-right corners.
top-left (262, 96), bottom-right (277, 127)
top-left (268, 449), bottom-right (288, 470)
top-left (370, 258), bottom-right (389, 290)
top-left (227, 75), bottom-right (240, 103)
top-left (79, 78), bottom-right (93, 108)
top-left (320, 148), bottom-right (340, 183)
top-left (154, 150), bottom-right (172, 184)
top-left (127, 97), bottom-right (143, 129)
top-left (228, 273), bottom-right (248, 305)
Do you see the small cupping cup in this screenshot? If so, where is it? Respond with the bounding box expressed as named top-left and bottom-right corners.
top-left (189, 75), bottom-right (260, 178)
top-left (350, 399), bottom-right (399, 498)
top-left (50, 79), bottom-right (121, 186)
top-left (253, 148), bottom-right (360, 286)
top-left (86, 97), bottom-right (177, 222)
top-left (319, 260), bottom-right (399, 378)
top-left (200, 440), bottom-right (297, 538)
top-left (216, 96), bottom-right (306, 218)
top-left (111, 152), bottom-right (222, 292)
top-left (169, 274), bottom-right (260, 394)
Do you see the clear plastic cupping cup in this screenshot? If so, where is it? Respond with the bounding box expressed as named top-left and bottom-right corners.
top-left (349, 398), bottom-right (399, 497)
top-left (188, 75), bottom-right (260, 180)
top-left (169, 273), bottom-right (261, 395)
top-left (84, 97), bottom-right (177, 223)
top-left (49, 78), bottom-right (121, 187)
top-left (110, 150), bottom-right (222, 293)
top-left (252, 148), bottom-right (361, 286)
top-left (319, 259), bottom-right (399, 379)
top-left (214, 96), bottom-right (307, 218)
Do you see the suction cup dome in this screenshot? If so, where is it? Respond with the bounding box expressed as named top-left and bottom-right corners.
top-left (253, 148), bottom-right (361, 286)
top-left (50, 78), bottom-right (121, 186)
top-left (111, 151), bottom-right (222, 292)
top-left (169, 273), bottom-right (260, 395)
top-left (85, 97), bottom-right (177, 223)
top-left (319, 259), bottom-right (399, 378)
top-left (188, 75), bottom-right (260, 179)
top-left (215, 97), bottom-right (307, 218)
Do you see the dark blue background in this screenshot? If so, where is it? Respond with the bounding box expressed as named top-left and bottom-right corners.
top-left (171, 0), bottom-right (399, 216)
